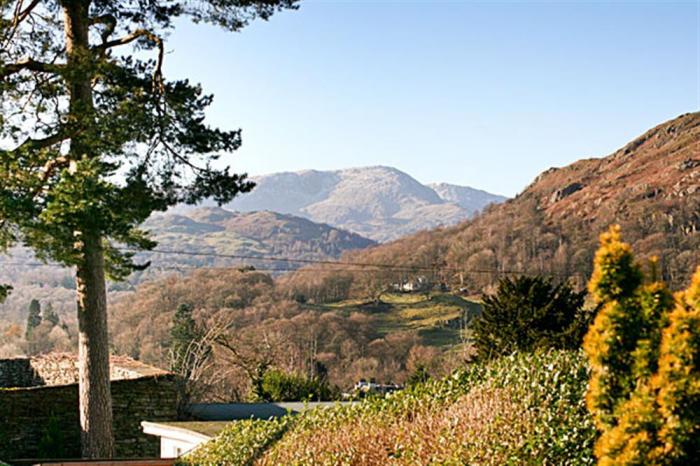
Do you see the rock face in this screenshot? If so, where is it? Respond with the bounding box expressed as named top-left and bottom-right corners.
top-left (549, 182), bottom-right (584, 204)
top-left (222, 166), bottom-right (506, 242)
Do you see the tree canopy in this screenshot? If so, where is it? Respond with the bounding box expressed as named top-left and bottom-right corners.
top-left (473, 275), bottom-right (588, 359)
top-left (1, 0), bottom-right (295, 278)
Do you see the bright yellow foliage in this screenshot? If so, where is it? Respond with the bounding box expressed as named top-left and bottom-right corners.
top-left (584, 227), bottom-right (699, 465)
top-left (654, 266), bottom-right (700, 462)
top-left (588, 225), bottom-right (642, 304)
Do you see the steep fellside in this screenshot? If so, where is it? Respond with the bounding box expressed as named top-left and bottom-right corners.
top-left (293, 113), bottom-right (700, 295)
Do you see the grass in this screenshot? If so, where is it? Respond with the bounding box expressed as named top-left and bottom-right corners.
top-left (181, 350), bottom-right (596, 466)
top-left (313, 292), bottom-right (481, 347)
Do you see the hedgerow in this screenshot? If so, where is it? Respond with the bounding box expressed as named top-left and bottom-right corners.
top-left (179, 417), bottom-right (291, 466)
top-left (182, 350), bottom-right (595, 465)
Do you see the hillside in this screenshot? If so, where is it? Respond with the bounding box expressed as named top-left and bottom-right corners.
top-left (288, 113), bottom-right (700, 295)
top-left (140, 207), bottom-right (376, 270)
top-left (222, 166), bottom-right (506, 242)
top-left (0, 208), bottom-right (375, 334)
top-left (109, 269), bottom-right (481, 400)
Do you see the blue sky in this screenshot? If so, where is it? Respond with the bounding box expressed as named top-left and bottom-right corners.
top-left (165, 1), bottom-right (698, 197)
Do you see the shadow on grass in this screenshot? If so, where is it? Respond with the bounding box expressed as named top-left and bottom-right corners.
top-left (243, 418), bottom-right (295, 466)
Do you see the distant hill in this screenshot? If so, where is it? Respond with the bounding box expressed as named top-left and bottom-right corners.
top-left (221, 166), bottom-right (506, 242)
top-left (287, 112), bottom-right (700, 294)
top-left (140, 207), bottom-right (376, 271)
top-left (428, 183), bottom-right (507, 212)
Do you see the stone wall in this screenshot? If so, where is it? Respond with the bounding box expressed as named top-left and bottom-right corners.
top-left (0, 358), bottom-right (42, 388)
top-left (0, 374), bottom-right (178, 461)
top-left (0, 354), bottom-right (164, 388)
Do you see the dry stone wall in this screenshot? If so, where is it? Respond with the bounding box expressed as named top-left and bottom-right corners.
top-left (0, 356), bottom-right (178, 461)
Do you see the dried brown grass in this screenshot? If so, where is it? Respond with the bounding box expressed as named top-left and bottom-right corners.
top-left (257, 387), bottom-right (535, 466)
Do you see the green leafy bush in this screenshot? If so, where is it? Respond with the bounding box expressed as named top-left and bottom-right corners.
top-left (182, 350), bottom-right (595, 465)
top-left (258, 369), bottom-right (337, 402)
top-left (179, 417), bottom-right (291, 466)
top-left (473, 275), bottom-right (590, 359)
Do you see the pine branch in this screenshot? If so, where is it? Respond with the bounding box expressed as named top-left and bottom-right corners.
top-left (95, 28), bottom-right (164, 92)
top-left (0, 57), bottom-right (65, 79)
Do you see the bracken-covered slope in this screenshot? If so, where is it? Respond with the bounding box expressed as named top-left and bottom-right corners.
top-left (321, 112), bottom-right (699, 293)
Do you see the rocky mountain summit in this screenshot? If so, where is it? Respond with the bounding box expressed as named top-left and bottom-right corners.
top-left (223, 166), bottom-right (506, 242)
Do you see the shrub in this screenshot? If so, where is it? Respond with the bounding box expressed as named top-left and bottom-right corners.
top-left (584, 225), bottom-right (699, 465)
top-left (654, 267), bottom-right (700, 462)
top-left (182, 351), bottom-right (595, 465)
top-left (258, 369), bottom-right (337, 402)
top-left (179, 417), bottom-right (292, 466)
top-left (473, 275), bottom-right (589, 359)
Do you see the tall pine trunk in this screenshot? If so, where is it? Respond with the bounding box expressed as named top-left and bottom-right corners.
top-left (64, 0), bottom-right (115, 458)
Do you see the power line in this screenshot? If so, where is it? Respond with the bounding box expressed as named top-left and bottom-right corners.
top-left (122, 247), bottom-right (575, 277)
top-left (0, 251), bottom-right (576, 277)
top-left (122, 247), bottom-right (441, 272)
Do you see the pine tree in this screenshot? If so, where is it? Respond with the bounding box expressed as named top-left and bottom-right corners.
top-left (25, 299), bottom-right (42, 339)
top-left (1, 1), bottom-right (297, 457)
top-left (43, 302), bottom-right (60, 327)
top-left (473, 275), bottom-right (587, 359)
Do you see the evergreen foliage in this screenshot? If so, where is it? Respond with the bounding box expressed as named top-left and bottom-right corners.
top-left (42, 302), bottom-right (60, 327)
top-left (25, 299), bottom-right (42, 339)
top-left (405, 364), bottom-right (431, 387)
top-left (473, 275), bottom-right (588, 359)
top-left (1, 2), bottom-right (297, 455)
top-left (170, 303), bottom-right (206, 377)
top-left (0, 285), bottom-right (11, 303)
top-left (583, 226), bottom-right (699, 465)
top-left (257, 369), bottom-right (337, 402)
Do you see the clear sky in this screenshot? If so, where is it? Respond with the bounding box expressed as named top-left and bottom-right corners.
top-left (164, 0), bottom-right (699, 197)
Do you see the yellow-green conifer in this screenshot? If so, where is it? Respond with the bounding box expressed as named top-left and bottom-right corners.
top-left (654, 267), bottom-right (700, 463)
top-left (584, 225), bottom-right (646, 429)
top-left (585, 227), bottom-right (698, 466)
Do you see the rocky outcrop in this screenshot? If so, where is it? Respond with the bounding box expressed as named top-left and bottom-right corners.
top-left (549, 182), bottom-right (584, 204)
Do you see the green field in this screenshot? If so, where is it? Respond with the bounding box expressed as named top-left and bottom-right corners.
top-left (312, 292), bottom-right (482, 347)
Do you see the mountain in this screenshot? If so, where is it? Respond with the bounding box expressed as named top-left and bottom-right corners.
top-left (287, 112), bottom-right (700, 294)
top-left (222, 166), bottom-right (506, 242)
top-left (429, 183), bottom-right (508, 212)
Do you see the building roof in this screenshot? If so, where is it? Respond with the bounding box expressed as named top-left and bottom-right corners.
top-left (0, 353), bottom-right (169, 389)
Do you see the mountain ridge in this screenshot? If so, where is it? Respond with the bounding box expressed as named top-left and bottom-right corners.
top-left (284, 112), bottom-right (700, 295)
top-left (222, 165), bottom-right (507, 241)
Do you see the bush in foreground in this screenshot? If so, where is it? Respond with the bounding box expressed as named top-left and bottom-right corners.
top-left (181, 350), bottom-right (595, 465)
top-left (584, 225), bottom-right (700, 465)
